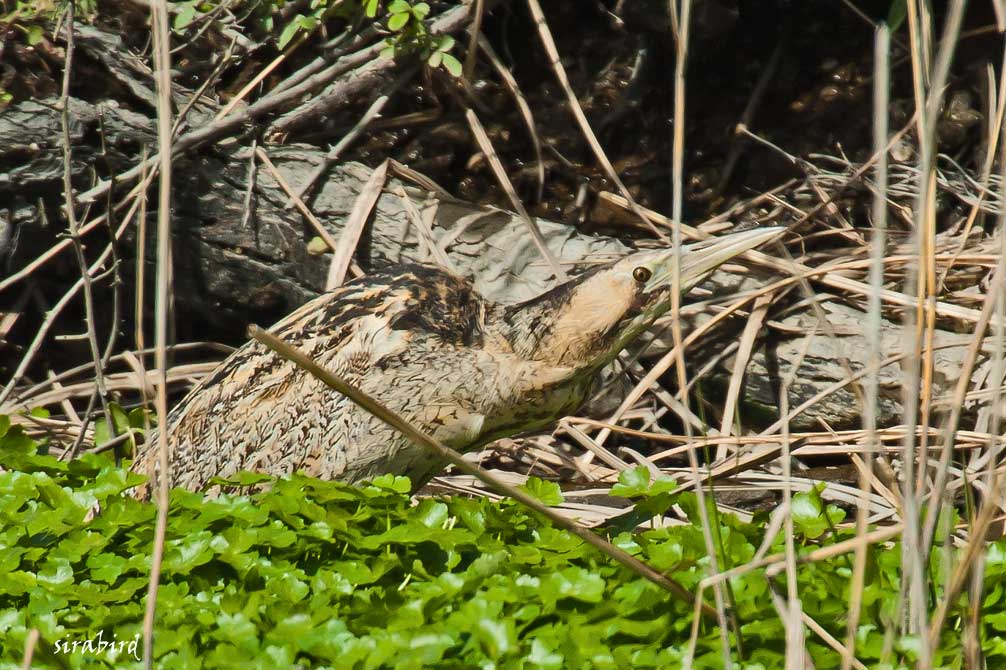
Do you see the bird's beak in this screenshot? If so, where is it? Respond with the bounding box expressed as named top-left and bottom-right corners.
top-left (643, 227), bottom-right (784, 295)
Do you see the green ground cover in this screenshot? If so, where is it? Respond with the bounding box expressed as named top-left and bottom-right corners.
top-left (0, 418), bottom-right (1003, 669)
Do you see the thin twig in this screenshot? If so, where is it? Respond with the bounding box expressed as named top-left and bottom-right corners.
top-left (716, 292), bottom-right (772, 460)
top-left (216, 31), bottom-right (309, 121)
top-left (267, 4), bottom-right (482, 135)
top-left (327, 159), bottom-right (389, 289)
top-left (251, 145), bottom-right (362, 283)
top-left (524, 0), bottom-right (667, 242)
top-left (59, 4), bottom-right (113, 436)
top-left (141, 0), bottom-right (175, 665)
top-left (0, 213), bottom-right (134, 407)
top-left (174, 35), bottom-right (237, 134)
top-left (665, 1), bottom-right (736, 664)
top-left (843, 26), bottom-right (890, 670)
top-left (20, 628), bottom-right (38, 670)
top-left (248, 324), bottom-right (716, 618)
top-left (287, 68), bottom-right (414, 207)
top-left (72, 6), bottom-right (475, 209)
top-left (917, 1), bottom-right (967, 564)
top-left (463, 0), bottom-right (484, 80)
top-left (464, 108), bottom-right (566, 279)
top-left (475, 33), bottom-right (545, 203)
top-left (269, 25), bottom-right (378, 97)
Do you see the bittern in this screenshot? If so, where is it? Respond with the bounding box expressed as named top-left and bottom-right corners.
top-left (131, 228), bottom-right (780, 498)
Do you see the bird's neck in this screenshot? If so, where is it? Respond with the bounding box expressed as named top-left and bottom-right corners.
top-left (486, 301), bottom-right (613, 376)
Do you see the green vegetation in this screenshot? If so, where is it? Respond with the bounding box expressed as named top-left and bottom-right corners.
top-left (0, 0), bottom-right (97, 28)
top-left (0, 0), bottom-right (461, 74)
top-left (1, 418), bottom-right (1004, 670)
top-left (167, 0), bottom-right (461, 72)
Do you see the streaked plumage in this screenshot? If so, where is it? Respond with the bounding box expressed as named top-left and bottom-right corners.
top-left (131, 228), bottom-right (780, 498)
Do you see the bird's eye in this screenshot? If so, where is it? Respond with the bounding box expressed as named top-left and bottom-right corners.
top-left (632, 266), bottom-right (652, 283)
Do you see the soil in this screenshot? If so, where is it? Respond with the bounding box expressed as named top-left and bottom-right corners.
top-left (339, 0), bottom-right (992, 235)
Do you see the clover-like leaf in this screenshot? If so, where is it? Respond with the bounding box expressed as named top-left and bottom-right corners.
top-left (367, 473), bottom-right (411, 493)
top-left (173, 2), bottom-right (198, 30)
top-left (440, 53), bottom-right (463, 77)
top-left (611, 465), bottom-right (650, 498)
top-left (388, 11), bottom-right (409, 31)
top-left (519, 477), bottom-right (564, 506)
top-left (93, 403), bottom-right (132, 448)
top-left (792, 485), bottom-right (845, 539)
top-left (411, 2), bottom-right (430, 19)
top-left (1, 409), bottom-right (1004, 668)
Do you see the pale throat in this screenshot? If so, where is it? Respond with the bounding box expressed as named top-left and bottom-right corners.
top-left (538, 274), bottom-right (636, 367)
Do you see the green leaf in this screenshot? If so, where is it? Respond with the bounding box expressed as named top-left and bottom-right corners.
top-left (414, 498), bottom-right (449, 528)
top-left (791, 486), bottom-right (843, 539)
top-left (368, 473), bottom-right (411, 493)
top-left (648, 476), bottom-right (677, 496)
top-left (173, 3), bottom-right (197, 30)
top-left (437, 34), bottom-right (455, 51)
top-left (427, 51), bottom-right (442, 68)
top-left (528, 638), bottom-right (564, 669)
top-left (791, 489), bottom-right (826, 538)
top-left (269, 572), bottom-right (309, 602)
top-left (277, 20), bottom-right (301, 49)
top-left (93, 403), bottom-right (131, 447)
top-left (164, 533), bottom-right (214, 572)
top-left (988, 539), bottom-right (1006, 568)
top-left (0, 424), bottom-right (39, 459)
top-left (475, 617), bottom-right (514, 659)
top-left (87, 553), bottom-right (129, 583)
top-left (306, 236), bottom-right (330, 255)
top-left (440, 53), bottom-right (463, 77)
top-left (387, 0), bottom-right (410, 13)
top-left (519, 477), bottom-right (563, 506)
top-left (209, 471), bottom-right (274, 488)
top-left (541, 566), bottom-right (605, 603)
top-left (388, 12), bottom-right (409, 31)
top-left (365, 0), bottom-right (380, 18)
top-left (645, 537), bottom-right (684, 571)
top-left (611, 466), bottom-right (650, 498)
top-left (128, 407), bottom-right (152, 431)
top-left (887, 0), bottom-right (907, 31)
top-left (411, 2), bottom-right (429, 19)
top-left (37, 558), bottom-right (74, 589)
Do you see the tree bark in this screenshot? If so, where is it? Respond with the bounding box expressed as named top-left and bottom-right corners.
top-left (0, 19), bottom-right (984, 433)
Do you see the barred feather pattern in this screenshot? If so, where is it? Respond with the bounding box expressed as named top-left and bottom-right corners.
top-left (131, 265), bottom-right (591, 498)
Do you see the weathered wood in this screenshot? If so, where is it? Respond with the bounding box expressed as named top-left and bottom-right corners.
top-left (0, 82), bottom-right (982, 433)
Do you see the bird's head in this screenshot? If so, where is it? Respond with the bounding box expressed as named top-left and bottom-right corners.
top-left (499, 227), bottom-right (783, 372)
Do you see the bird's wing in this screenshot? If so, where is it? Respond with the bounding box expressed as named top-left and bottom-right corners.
top-left (132, 265), bottom-right (490, 495)
top-left (165, 279), bottom-right (419, 435)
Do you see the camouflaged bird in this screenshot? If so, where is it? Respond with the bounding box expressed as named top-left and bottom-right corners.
top-left (131, 228), bottom-right (781, 498)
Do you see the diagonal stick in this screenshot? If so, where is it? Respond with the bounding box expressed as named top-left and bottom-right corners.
top-left (248, 323), bottom-right (714, 618)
